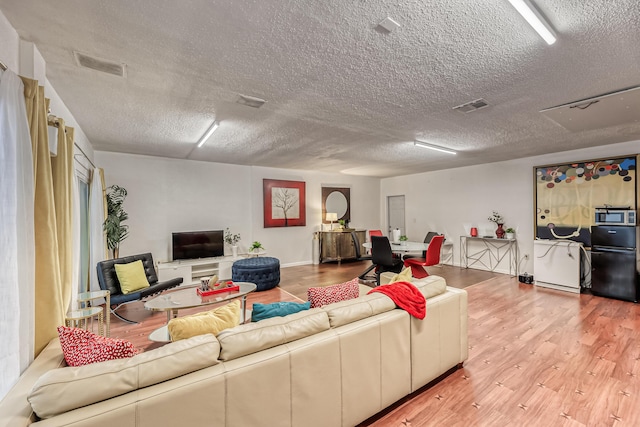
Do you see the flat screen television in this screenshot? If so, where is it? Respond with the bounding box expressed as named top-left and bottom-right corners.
top-left (172, 230), bottom-right (224, 260)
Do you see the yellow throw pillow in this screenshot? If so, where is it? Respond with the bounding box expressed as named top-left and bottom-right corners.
top-left (389, 267), bottom-right (412, 284)
top-left (114, 260), bottom-right (151, 294)
top-left (168, 300), bottom-right (241, 341)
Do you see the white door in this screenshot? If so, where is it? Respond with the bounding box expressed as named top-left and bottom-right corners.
top-left (387, 195), bottom-right (405, 238)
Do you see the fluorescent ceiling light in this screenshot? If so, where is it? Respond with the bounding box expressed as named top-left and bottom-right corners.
top-left (507, 0), bottom-right (556, 45)
top-left (196, 121), bottom-right (219, 147)
top-left (414, 140), bottom-right (457, 155)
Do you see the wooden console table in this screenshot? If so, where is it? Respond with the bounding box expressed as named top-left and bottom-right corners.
top-left (319, 230), bottom-right (366, 264)
top-left (460, 236), bottom-right (518, 276)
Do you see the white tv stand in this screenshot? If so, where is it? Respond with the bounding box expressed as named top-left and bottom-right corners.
top-left (157, 256), bottom-right (237, 287)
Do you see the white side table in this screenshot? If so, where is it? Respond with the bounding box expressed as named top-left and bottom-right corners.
top-left (76, 290), bottom-right (110, 337)
top-left (65, 307), bottom-right (104, 336)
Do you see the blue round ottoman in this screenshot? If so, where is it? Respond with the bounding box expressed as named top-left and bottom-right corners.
top-left (232, 257), bottom-right (280, 292)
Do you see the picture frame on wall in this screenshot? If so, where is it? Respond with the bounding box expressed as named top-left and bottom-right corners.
top-left (534, 155), bottom-right (637, 246)
top-left (263, 179), bottom-right (306, 228)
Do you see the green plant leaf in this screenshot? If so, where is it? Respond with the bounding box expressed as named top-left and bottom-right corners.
top-left (103, 185), bottom-right (129, 251)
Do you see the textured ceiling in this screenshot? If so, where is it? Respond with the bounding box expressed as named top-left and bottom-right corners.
top-left (1, 0), bottom-right (639, 177)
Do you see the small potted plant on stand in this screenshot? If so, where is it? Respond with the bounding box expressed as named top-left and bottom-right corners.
top-left (248, 241), bottom-right (265, 257)
top-left (505, 228), bottom-right (515, 239)
top-left (224, 228), bottom-right (241, 258)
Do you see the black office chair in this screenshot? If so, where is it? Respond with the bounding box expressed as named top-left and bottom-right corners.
top-left (371, 236), bottom-right (403, 286)
top-left (352, 231), bottom-right (376, 281)
top-left (351, 231), bottom-right (372, 262)
top-left (402, 231), bottom-right (441, 261)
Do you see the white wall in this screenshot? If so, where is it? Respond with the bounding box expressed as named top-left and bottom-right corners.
top-left (96, 151), bottom-right (381, 266)
top-left (381, 140), bottom-right (640, 275)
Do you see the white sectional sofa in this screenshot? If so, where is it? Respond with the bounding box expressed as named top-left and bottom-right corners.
top-left (0, 275), bottom-right (468, 427)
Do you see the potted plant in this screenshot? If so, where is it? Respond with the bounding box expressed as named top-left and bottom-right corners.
top-left (399, 235), bottom-right (408, 241)
top-left (505, 228), bottom-right (516, 239)
top-left (249, 241), bottom-right (265, 256)
top-left (103, 185), bottom-right (129, 259)
top-left (338, 219), bottom-right (346, 230)
top-left (224, 228), bottom-right (241, 257)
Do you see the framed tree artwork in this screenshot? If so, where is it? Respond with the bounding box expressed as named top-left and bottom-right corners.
top-left (263, 179), bottom-right (306, 227)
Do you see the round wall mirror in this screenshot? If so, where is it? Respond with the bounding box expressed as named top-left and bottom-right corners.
top-left (326, 191), bottom-right (348, 218)
top-left (322, 187), bottom-right (350, 223)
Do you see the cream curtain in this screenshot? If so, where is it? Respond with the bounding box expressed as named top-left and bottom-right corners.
top-left (22, 77), bottom-right (66, 355)
top-left (0, 69), bottom-right (35, 399)
top-left (51, 121), bottom-right (75, 311)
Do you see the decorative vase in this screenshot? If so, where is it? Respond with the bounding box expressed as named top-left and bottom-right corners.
top-left (112, 248), bottom-right (119, 259)
top-left (232, 245), bottom-right (238, 258)
top-left (495, 223), bottom-right (505, 239)
top-left (470, 227), bottom-right (478, 237)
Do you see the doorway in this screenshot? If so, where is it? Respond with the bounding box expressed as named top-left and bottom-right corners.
top-left (387, 195), bottom-right (405, 238)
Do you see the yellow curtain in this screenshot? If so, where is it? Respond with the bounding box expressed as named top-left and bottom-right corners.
top-left (21, 77), bottom-right (65, 355)
top-left (51, 122), bottom-right (74, 313)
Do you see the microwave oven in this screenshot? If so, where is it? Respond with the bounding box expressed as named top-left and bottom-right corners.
top-left (594, 208), bottom-right (636, 226)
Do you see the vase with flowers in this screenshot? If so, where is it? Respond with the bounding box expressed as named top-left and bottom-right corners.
top-left (488, 211), bottom-right (505, 238)
top-left (224, 228), bottom-right (241, 257)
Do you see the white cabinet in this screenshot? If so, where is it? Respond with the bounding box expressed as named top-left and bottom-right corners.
top-left (157, 256), bottom-right (235, 287)
top-left (533, 240), bottom-right (582, 293)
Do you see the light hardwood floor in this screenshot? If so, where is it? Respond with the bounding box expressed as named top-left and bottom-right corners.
top-left (110, 261), bottom-right (640, 426)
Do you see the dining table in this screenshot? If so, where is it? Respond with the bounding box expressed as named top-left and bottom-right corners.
top-left (358, 240), bottom-right (429, 281)
top-left (362, 240), bottom-right (429, 254)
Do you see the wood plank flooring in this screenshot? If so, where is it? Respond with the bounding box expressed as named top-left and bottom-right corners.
top-left (360, 274), bottom-right (640, 427)
top-left (108, 261), bottom-right (640, 426)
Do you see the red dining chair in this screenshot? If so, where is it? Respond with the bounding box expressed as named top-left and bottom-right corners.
top-left (366, 229), bottom-right (383, 255)
top-left (403, 235), bottom-right (445, 279)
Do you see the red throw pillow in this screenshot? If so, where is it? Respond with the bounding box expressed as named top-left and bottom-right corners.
top-left (307, 277), bottom-right (360, 308)
top-left (57, 326), bottom-right (138, 367)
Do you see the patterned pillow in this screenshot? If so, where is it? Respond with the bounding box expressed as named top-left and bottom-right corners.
top-left (307, 277), bottom-right (360, 308)
top-left (57, 326), bottom-right (138, 367)
top-left (251, 301), bottom-right (311, 322)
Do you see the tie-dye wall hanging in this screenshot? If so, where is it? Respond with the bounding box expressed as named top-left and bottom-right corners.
top-left (534, 155), bottom-right (637, 246)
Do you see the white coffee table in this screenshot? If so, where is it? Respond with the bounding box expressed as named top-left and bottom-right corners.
top-left (144, 282), bottom-right (257, 342)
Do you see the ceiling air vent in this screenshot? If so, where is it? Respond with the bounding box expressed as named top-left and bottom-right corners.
top-left (74, 51), bottom-right (126, 77)
top-left (237, 94), bottom-right (267, 108)
top-left (453, 98), bottom-right (489, 113)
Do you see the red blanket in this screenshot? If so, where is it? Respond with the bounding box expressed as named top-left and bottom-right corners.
top-left (367, 281), bottom-right (426, 319)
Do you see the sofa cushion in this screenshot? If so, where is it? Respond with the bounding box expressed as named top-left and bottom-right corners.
top-left (321, 293), bottom-right (396, 328)
top-left (251, 301), bottom-right (311, 322)
top-left (412, 275), bottom-right (447, 299)
top-left (307, 277), bottom-right (359, 308)
top-left (168, 300), bottom-right (241, 341)
top-left (57, 326), bottom-right (138, 367)
top-left (114, 260), bottom-right (150, 294)
top-left (28, 334), bottom-right (221, 419)
top-left (217, 309), bottom-right (330, 361)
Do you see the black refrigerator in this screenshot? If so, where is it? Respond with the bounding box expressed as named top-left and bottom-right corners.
top-left (591, 225), bottom-right (640, 302)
